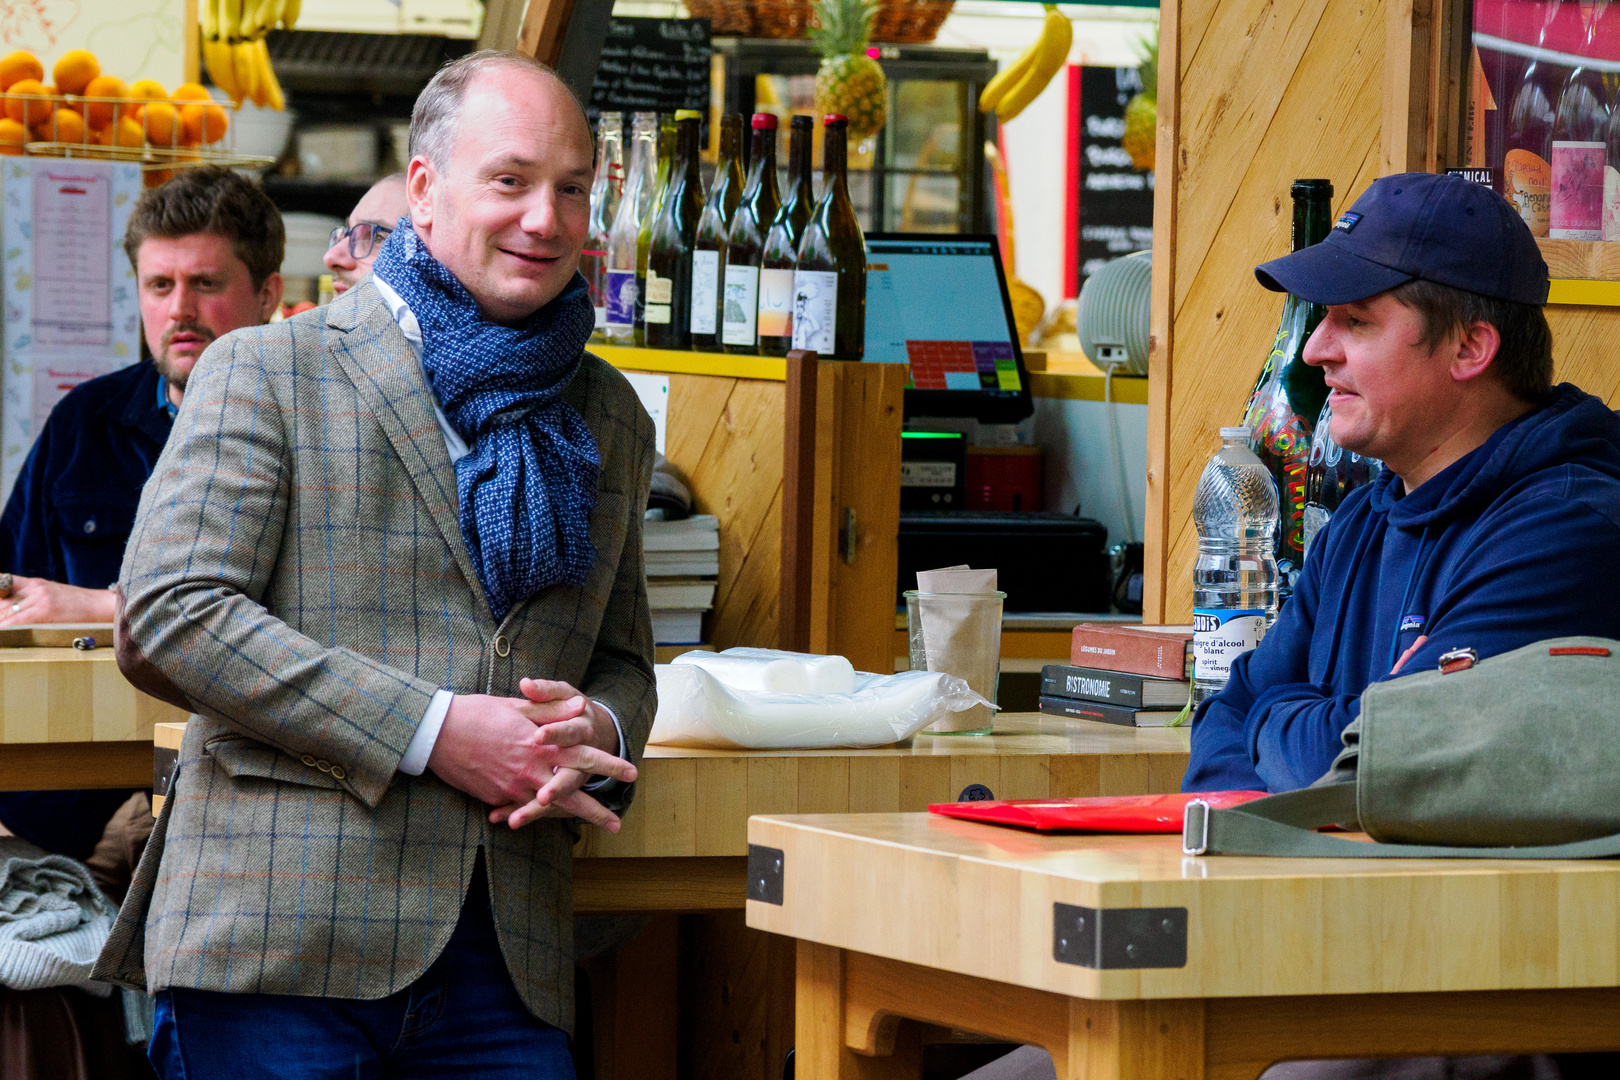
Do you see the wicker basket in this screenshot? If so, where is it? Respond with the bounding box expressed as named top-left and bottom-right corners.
top-left (689, 0), bottom-right (953, 44)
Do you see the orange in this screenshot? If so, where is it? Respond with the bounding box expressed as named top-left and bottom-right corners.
top-left (88, 123), bottom-right (112, 146)
top-left (0, 117), bottom-right (25, 154)
top-left (51, 50), bottom-right (98, 96)
top-left (82, 74), bottom-right (126, 128)
top-left (128, 79), bottom-right (166, 102)
top-left (0, 52), bottom-right (42, 92)
top-left (172, 82), bottom-right (210, 102)
top-left (4, 78), bottom-right (51, 126)
top-left (143, 167), bottom-right (172, 188)
top-left (180, 102), bottom-right (227, 145)
top-left (38, 107), bottom-right (84, 144)
top-left (113, 115), bottom-right (144, 148)
top-left (142, 101), bottom-right (178, 145)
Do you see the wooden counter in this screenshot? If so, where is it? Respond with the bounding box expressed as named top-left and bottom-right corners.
top-left (748, 813), bottom-right (1620, 1078)
top-left (0, 644), bottom-right (189, 790)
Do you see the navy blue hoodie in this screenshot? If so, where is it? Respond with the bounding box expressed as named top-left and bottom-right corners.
top-left (1185, 383), bottom-right (1620, 793)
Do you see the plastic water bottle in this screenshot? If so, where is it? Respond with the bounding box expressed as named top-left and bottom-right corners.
top-left (1192, 426), bottom-right (1280, 706)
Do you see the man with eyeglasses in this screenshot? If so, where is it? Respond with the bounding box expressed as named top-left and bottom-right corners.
top-left (0, 167), bottom-right (282, 872)
top-left (323, 172), bottom-right (408, 296)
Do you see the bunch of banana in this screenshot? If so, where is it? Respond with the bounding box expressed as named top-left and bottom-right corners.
top-left (200, 0), bottom-right (298, 110)
top-left (978, 4), bottom-right (1072, 123)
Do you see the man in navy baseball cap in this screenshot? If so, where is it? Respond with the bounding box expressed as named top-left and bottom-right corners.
top-left (1185, 171), bottom-right (1620, 802)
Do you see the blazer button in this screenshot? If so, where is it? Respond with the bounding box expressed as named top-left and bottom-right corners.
top-left (301, 754), bottom-right (317, 766)
top-left (493, 635), bottom-right (510, 658)
top-left (316, 759), bottom-right (332, 773)
top-left (330, 765), bottom-right (347, 780)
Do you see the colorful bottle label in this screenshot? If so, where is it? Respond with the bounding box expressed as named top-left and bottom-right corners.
top-left (604, 270), bottom-right (636, 328)
top-left (722, 264), bottom-right (760, 345)
top-left (1192, 609), bottom-right (1267, 682)
top-left (690, 249), bottom-right (719, 335)
top-left (791, 270), bottom-right (839, 354)
top-left (1605, 165), bottom-right (1620, 242)
top-left (757, 268), bottom-right (795, 339)
top-left (1551, 141), bottom-right (1606, 239)
top-left (1504, 149), bottom-right (1551, 237)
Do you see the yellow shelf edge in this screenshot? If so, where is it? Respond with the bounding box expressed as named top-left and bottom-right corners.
top-left (1547, 278), bottom-right (1620, 307)
top-left (1028, 370), bottom-right (1150, 405)
top-left (592, 344), bottom-right (787, 381)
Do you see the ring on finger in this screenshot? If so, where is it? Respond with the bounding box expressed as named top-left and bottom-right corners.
top-left (8, 602), bottom-right (18, 614)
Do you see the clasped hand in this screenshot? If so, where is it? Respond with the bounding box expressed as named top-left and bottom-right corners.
top-left (427, 677), bottom-right (637, 832)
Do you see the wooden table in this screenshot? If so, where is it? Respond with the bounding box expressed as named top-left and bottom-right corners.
top-left (0, 641), bottom-right (188, 791)
top-left (747, 812), bottom-right (1620, 1080)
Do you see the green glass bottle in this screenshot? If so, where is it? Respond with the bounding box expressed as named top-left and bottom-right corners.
top-left (645, 111), bottom-right (706, 349)
top-left (723, 113), bottom-right (782, 353)
top-left (758, 115), bottom-right (815, 357)
top-left (1242, 178), bottom-right (1335, 601)
top-left (635, 112), bottom-right (677, 346)
top-left (692, 113), bottom-right (744, 352)
top-left (792, 115), bottom-right (866, 361)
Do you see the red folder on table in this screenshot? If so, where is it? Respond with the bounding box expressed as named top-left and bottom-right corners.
top-left (927, 791), bottom-right (1267, 833)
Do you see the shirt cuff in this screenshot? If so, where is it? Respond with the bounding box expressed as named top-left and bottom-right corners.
top-left (399, 688), bottom-right (454, 776)
top-left (582, 699), bottom-right (627, 791)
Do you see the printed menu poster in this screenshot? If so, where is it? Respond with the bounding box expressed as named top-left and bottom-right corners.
top-left (2, 158), bottom-right (143, 503)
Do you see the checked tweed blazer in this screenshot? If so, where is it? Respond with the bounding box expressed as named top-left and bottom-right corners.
top-left (91, 280), bottom-right (657, 1031)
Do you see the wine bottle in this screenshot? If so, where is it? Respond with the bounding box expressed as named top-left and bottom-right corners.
top-left (1550, 7), bottom-right (1609, 240)
top-left (791, 115), bottom-right (867, 361)
top-left (605, 112), bottom-right (658, 344)
top-left (1504, 1), bottom-right (1578, 236)
top-left (583, 111), bottom-right (624, 341)
top-left (1242, 178), bottom-right (1334, 603)
top-left (645, 111), bottom-right (706, 349)
top-left (636, 113), bottom-right (678, 346)
top-left (692, 113), bottom-right (744, 352)
top-left (758, 115), bottom-right (815, 357)
top-left (1302, 398), bottom-right (1383, 565)
top-left (723, 113), bottom-right (782, 353)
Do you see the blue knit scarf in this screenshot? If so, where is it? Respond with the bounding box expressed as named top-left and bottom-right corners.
top-left (372, 221), bottom-right (599, 622)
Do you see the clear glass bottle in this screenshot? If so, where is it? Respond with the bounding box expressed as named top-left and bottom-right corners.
top-left (1192, 427), bottom-right (1280, 707)
top-left (584, 112), bottom-right (624, 341)
top-left (605, 112), bottom-right (658, 345)
top-left (1302, 398), bottom-right (1383, 565)
top-left (1504, 0), bottom-right (1579, 236)
top-left (636, 113), bottom-right (678, 346)
top-left (1550, 7), bottom-right (1609, 240)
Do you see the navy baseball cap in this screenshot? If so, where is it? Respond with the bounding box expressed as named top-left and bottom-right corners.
top-left (1255, 172), bottom-right (1549, 306)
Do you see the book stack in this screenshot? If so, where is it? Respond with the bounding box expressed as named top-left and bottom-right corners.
top-left (1038, 623), bottom-right (1195, 728)
top-left (645, 514), bottom-right (719, 645)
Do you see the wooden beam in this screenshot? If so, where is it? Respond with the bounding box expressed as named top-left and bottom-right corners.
top-left (1383, 0), bottom-right (1469, 174)
top-left (0, 741), bottom-right (154, 791)
top-left (478, 0), bottom-right (531, 50)
top-left (780, 350), bottom-right (818, 651)
top-left (517, 0), bottom-right (577, 67)
top-left (1141, 0), bottom-right (1181, 624)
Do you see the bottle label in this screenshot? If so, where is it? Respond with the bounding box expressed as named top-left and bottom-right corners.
top-left (722, 264), bottom-right (760, 345)
top-left (645, 303), bottom-right (672, 325)
top-left (758, 268), bottom-right (795, 339)
top-left (605, 270), bottom-right (637, 328)
top-left (594, 305), bottom-right (606, 330)
top-left (645, 271), bottom-right (673, 304)
top-left (1192, 608), bottom-right (1267, 683)
top-left (791, 270), bottom-right (839, 354)
top-left (691, 249), bottom-right (720, 335)
top-left (1605, 165), bottom-right (1620, 242)
top-left (1550, 141), bottom-right (1605, 240)
top-left (1504, 148), bottom-right (1551, 237)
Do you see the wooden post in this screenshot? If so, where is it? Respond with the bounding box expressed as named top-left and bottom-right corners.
top-left (780, 351), bottom-right (819, 652)
top-left (1383, 0), bottom-right (1469, 175)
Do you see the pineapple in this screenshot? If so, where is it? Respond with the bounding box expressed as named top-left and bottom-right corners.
top-left (1122, 32), bottom-right (1157, 172)
top-left (810, 0), bottom-right (887, 142)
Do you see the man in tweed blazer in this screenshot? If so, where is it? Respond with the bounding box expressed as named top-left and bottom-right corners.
top-left (93, 52), bottom-right (655, 1077)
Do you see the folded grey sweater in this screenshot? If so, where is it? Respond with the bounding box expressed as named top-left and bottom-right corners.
top-left (0, 836), bottom-right (114, 995)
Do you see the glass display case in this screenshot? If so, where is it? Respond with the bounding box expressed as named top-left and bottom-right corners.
top-left (1469, 0), bottom-right (1620, 240)
top-left (712, 38), bottom-right (998, 234)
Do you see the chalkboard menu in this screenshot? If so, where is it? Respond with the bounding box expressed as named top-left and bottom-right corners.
top-left (1076, 66), bottom-right (1154, 289)
top-left (587, 18), bottom-right (711, 124)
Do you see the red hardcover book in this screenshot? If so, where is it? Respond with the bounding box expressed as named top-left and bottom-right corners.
top-left (1070, 623), bottom-right (1194, 680)
top-left (928, 791), bottom-right (1266, 833)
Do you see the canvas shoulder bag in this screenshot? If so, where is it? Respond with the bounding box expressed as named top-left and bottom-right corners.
top-left (1184, 636), bottom-right (1620, 859)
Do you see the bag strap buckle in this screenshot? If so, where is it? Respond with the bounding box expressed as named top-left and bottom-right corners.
top-left (1182, 798), bottom-right (1211, 856)
top-left (1437, 647), bottom-right (1478, 674)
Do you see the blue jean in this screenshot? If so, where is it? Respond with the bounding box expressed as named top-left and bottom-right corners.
top-left (147, 857), bottom-right (576, 1079)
